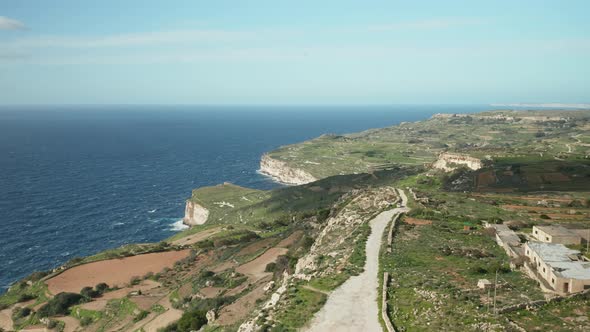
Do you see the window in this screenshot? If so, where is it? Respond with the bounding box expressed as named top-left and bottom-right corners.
top-left (526, 250), bottom-right (529, 255)
top-left (538, 262), bottom-right (541, 267)
top-left (552, 278), bottom-right (555, 284)
top-left (535, 231), bottom-right (538, 234)
top-left (543, 267), bottom-right (546, 272)
top-left (546, 237), bottom-right (549, 241)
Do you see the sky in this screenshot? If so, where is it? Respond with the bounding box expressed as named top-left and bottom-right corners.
top-left (0, 0), bottom-right (589, 105)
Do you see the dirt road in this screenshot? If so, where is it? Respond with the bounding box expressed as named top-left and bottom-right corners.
top-left (304, 189), bottom-right (408, 332)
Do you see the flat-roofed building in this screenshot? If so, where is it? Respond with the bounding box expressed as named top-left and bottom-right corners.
top-left (532, 225), bottom-right (581, 245)
top-left (524, 242), bottom-right (590, 295)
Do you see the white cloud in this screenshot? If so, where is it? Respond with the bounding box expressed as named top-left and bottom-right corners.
top-left (6, 29), bottom-right (252, 49)
top-left (0, 16), bottom-right (26, 30)
top-left (368, 18), bottom-right (485, 31)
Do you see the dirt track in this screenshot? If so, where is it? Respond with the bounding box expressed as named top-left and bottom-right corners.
top-left (304, 189), bottom-right (409, 332)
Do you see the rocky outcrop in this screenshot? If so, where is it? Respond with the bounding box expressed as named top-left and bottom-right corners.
top-left (295, 187), bottom-right (398, 279)
top-left (258, 154), bottom-right (317, 185)
top-left (432, 152), bottom-right (483, 172)
top-left (182, 200), bottom-right (209, 226)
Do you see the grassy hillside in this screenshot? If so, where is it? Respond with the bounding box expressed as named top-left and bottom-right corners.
top-left (266, 110), bottom-right (590, 179)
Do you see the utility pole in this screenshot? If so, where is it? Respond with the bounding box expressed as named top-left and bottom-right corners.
top-left (487, 287), bottom-right (491, 313)
top-left (493, 269), bottom-right (498, 316)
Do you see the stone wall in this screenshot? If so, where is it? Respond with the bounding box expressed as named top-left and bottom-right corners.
top-left (382, 272), bottom-right (396, 332)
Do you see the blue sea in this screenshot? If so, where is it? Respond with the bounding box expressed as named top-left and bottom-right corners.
top-left (0, 104), bottom-right (492, 292)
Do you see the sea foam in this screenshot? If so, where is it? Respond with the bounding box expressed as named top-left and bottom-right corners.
top-left (170, 219), bottom-right (189, 231)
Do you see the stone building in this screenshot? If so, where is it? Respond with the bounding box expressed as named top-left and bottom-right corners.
top-left (524, 242), bottom-right (590, 295)
top-left (532, 225), bottom-right (581, 245)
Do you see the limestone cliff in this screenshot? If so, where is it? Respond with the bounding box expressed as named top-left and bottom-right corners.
top-left (182, 200), bottom-right (209, 226)
top-left (258, 154), bottom-right (317, 185)
top-left (432, 152), bottom-right (483, 172)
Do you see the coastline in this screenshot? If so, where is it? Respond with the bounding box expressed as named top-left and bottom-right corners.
top-left (257, 154), bottom-right (317, 186)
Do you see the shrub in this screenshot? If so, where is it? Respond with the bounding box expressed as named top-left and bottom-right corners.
top-left (80, 316), bottom-right (93, 326)
top-left (316, 209), bottom-right (330, 222)
top-left (17, 293), bottom-right (36, 303)
top-left (95, 283), bottom-right (109, 295)
top-left (37, 292), bottom-right (84, 317)
top-left (66, 257), bottom-right (84, 266)
top-left (130, 276), bottom-right (141, 286)
top-left (133, 310), bottom-right (149, 322)
top-left (539, 214), bottom-right (551, 220)
top-left (47, 319), bottom-right (58, 329)
top-left (12, 307), bottom-right (31, 320)
top-left (23, 271), bottom-right (50, 282)
top-left (80, 287), bottom-right (99, 299)
top-left (176, 309), bottom-right (207, 332)
top-left (265, 262), bottom-right (277, 272)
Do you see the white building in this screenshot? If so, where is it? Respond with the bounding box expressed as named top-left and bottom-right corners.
top-left (524, 242), bottom-right (590, 295)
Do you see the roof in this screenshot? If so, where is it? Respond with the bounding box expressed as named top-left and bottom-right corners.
top-left (550, 261), bottom-right (590, 279)
top-left (492, 224), bottom-right (521, 246)
top-left (526, 242), bottom-right (579, 262)
top-left (535, 225), bottom-right (580, 238)
top-left (526, 242), bottom-right (590, 280)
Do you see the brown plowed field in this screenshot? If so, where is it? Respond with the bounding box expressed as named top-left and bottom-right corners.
top-left (46, 250), bottom-right (189, 294)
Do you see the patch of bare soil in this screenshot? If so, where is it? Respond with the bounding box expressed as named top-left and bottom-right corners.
top-left (56, 316), bottom-right (80, 332)
top-left (236, 248), bottom-right (288, 282)
top-left (225, 282), bottom-right (250, 297)
top-left (199, 286), bottom-right (224, 298)
top-left (236, 238), bottom-right (276, 257)
top-left (102, 279), bottom-right (161, 300)
top-left (46, 250), bottom-right (188, 294)
top-left (0, 308), bottom-right (14, 331)
top-left (474, 194), bottom-right (573, 203)
top-left (212, 260), bottom-right (238, 273)
top-left (172, 227), bottom-right (222, 246)
top-left (216, 279), bottom-right (270, 326)
top-left (20, 324), bottom-right (49, 332)
top-left (141, 296), bottom-right (182, 332)
top-left (130, 295), bottom-right (162, 311)
top-left (79, 299), bottom-right (109, 311)
top-left (404, 217), bottom-right (433, 225)
top-left (177, 283), bottom-right (193, 299)
top-left (276, 230), bottom-right (303, 248)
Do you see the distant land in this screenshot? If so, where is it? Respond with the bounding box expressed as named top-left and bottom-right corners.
top-left (491, 103), bottom-right (590, 109)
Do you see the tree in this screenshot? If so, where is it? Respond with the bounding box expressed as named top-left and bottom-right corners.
top-left (80, 286), bottom-right (99, 299)
top-left (176, 309), bottom-right (207, 332)
top-left (95, 283), bottom-right (109, 295)
top-left (37, 292), bottom-right (84, 317)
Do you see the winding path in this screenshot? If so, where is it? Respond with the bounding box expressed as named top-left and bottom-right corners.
top-left (304, 189), bottom-right (408, 332)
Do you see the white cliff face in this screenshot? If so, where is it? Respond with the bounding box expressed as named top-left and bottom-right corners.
top-left (432, 152), bottom-right (483, 172)
top-left (182, 200), bottom-right (209, 226)
top-left (258, 154), bottom-right (317, 185)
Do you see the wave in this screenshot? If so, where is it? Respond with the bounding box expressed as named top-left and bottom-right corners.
top-left (169, 219), bottom-right (188, 231)
top-left (148, 209), bottom-right (157, 213)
